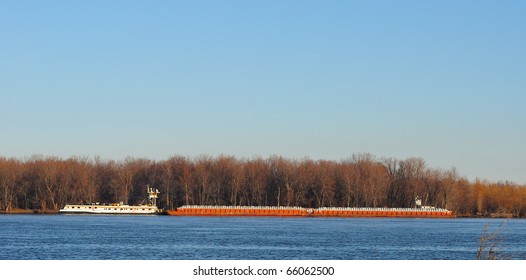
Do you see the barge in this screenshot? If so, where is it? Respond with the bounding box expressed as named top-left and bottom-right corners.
top-left (165, 205), bottom-right (452, 218)
top-left (166, 197), bottom-right (453, 218)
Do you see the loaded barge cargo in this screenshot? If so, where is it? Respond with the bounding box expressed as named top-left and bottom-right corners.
top-left (166, 198), bottom-right (453, 218)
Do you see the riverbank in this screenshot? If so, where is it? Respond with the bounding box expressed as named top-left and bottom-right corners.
top-left (0, 208), bottom-right (59, 214)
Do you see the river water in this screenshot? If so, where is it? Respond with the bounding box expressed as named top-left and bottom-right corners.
top-left (1, 215), bottom-right (525, 260)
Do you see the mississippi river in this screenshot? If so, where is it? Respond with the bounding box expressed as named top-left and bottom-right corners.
top-left (1, 215), bottom-right (525, 259)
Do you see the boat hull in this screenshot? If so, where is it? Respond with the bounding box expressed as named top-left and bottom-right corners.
top-left (59, 204), bottom-right (158, 215)
top-left (59, 186), bottom-right (161, 215)
top-left (165, 206), bottom-right (454, 218)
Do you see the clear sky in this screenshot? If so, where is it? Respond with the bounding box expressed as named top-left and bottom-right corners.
top-left (1, 1), bottom-right (525, 183)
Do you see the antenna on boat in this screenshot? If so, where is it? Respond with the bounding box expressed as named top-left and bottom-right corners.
top-left (147, 185), bottom-right (160, 206)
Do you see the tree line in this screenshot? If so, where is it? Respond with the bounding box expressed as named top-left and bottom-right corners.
top-left (1, 154), bottom-right (525, 217)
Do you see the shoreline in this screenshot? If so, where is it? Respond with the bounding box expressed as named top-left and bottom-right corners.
top-left (0, 209), bottom-right (59, 215)
top-left (0, 209), bottom-right (519, 218)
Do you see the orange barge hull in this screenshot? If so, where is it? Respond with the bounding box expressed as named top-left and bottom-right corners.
top-left (166, 209), bottom-right (309, 217)
top-left (166, 207), bottom-right (453, 218)
top-left (313, 209), bottom-right (453, 218)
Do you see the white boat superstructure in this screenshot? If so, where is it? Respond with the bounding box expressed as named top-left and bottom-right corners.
top-left (59, 203), bottom-right (158, 214)
top-left (59, 186), bottom-right (160, 215)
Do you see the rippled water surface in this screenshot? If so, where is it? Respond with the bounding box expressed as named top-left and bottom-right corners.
top-left (1, 215), bottom-right (525, 259)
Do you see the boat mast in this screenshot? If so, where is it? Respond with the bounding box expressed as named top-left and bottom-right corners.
top-left (415, 196), bottom-right (422, 209)
top-left (147, 185), bottom-right (160, 206)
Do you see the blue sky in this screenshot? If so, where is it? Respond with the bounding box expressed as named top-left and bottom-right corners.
top-left (1, 1), bottom-right (525, 183)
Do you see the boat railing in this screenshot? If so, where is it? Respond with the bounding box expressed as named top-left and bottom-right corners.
top-left (177, 205), bottom-right (450, 212)
top-left (316, 207), bottom-right (450, 212)
top-left (179, 205), bottom-right (306, 210)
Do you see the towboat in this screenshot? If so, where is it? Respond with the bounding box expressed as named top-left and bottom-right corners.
top-left (59, 186), bottom-right (160, 215)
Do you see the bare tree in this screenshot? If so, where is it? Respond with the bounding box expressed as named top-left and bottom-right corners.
top-left (1, 154), bottom-right (526, 216)
top-left (0, 158), bottom-right (23, 211)
top-left (477, 220), bottom-right (509, 260)
top-left (243, 157), bottom-right (269, 206)
top-left (194, 155), bottom-right (213, 205)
